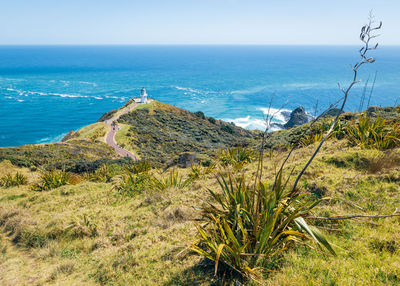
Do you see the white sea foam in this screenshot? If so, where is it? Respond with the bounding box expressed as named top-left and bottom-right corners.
top-left (231, 86), bottom-right (271, 95)
top-left (174, 86), bottom-right (213, 95)
top-left (223, 116), bottom-right (267, 130)
top-left (93, 96), bottom-right (103, 100)
top-left (37, 137), bottom-right (49, 143)
top-left (223, 106), bottom-right (294, 132)
top-left (259, 107), bottom-right (292, 123)
top-left (6, 88), bottom-right (25, 96)
top-left (79, 81), bottom-right (98, 87)
top-left (36, 132), bottom-right (67, 144)
top-left (17, 99), bottom-right (24, 102)
top-left (54, 93), bottom-right (88, 98)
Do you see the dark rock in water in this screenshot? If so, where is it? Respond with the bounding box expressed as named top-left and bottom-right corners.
top-left (62, 130), bottom-right (75, 142)
top-left (284, 107), bottom-right (309, 129)
top-left (280, 110), bottom-right (292, 122)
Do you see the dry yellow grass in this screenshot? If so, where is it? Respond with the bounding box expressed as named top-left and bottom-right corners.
top-left (0, 142), bottom-right (399, 285)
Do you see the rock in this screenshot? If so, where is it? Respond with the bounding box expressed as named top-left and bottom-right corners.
top-left (177, 153), bottom-right (197, 168)
top-left (164, 152), bottom-right (198, 170)
top-left (61, 130), bottom-right (75, 142)
top-left (280, 110), bottom-right (292, 122)
top-left (284, 107), bottom-right (309, 129)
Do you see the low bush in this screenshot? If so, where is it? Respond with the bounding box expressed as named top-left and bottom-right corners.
top-left (208, 117), bottom-right (216, 124)
top-left (65, 214), bottom-right (98, 238)
top-left (125, 160), bottom-right (152, 174)
top-left (114, 171), bottom-right (150, 196)
top-left (192, 173), bottom-right (335, 279)
top-left (31, 170), bottom-right (72, 192)
top-left (344, 115), bottom-right (400, 150)
top-left (188, 163), bottom-right (216, 182)
top-left (151, 169), bottom-right (191, 192)
top-left (218, 146), bottom-right (254, 166)
top-left (220, 124), bottom-right (234, 134)
top-left (0, 172), bottom-right (28, 188)
top-left (194, 111), bottom-right (206, 119)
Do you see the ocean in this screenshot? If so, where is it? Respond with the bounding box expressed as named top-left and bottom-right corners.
top-left (0, 45), bottom-right (399, 147)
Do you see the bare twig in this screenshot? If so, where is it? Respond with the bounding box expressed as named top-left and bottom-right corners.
top-left (289, 16), bottom-right (382, 194)
top-left (309, 212), bottom-right (400, 220)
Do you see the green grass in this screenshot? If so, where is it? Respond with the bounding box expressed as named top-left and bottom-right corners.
top-left (0, 140), bottom-right (117, 172)
top-left (31, 170), bottom-right (79, 192)
top-left (114, 123), bottom-right (140, 156)
top-left (0, 105), bottom-right (399, 285)
top-left (70, 122), bottom-right (108, 142)
top-left (117, 101), bottom-right (255, 167)
top-left (0, 141), bottom-right (399, 285)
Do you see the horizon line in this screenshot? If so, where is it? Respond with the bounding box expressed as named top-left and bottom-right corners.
top-left (0, 43), bottom-right (399, 47)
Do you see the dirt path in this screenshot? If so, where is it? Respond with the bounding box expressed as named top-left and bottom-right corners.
top-left (104, 103), bottom-right (137, 160)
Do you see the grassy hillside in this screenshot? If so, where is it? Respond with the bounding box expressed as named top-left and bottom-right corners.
top-left (0, 140), bottom-right (119, 173)
top-left (1, 104), bottom-right (400, 285)
top-left (0, 140), bottom-right (399, 285)
top-left (115, 101), bottom-right (255, 167)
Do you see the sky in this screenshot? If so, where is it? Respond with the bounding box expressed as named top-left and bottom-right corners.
top-left (0, 0), bottom-right (399, 45)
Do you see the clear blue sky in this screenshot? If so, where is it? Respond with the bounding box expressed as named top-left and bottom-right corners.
top-left (1, 0), bottom-right (399, 45)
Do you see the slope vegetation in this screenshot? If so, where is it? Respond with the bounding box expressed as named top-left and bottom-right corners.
top-left (114, 101), bottom-right (255, 166)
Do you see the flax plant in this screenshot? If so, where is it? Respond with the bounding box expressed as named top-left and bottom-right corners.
top-left (192, 16), bottom-right (382, 281)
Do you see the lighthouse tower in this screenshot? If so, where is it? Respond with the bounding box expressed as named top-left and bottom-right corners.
top-left (140, 88), bottom-right (148, 103)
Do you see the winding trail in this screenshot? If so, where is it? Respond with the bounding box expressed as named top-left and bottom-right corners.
top-left (104, 102), bottom-right (138, 160)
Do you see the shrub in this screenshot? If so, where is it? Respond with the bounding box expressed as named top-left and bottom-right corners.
top-left (114, 171), bottom-right (150, 196)
top-left (194, 111), bottom-right (206, 119)
top-left (208, 117), bottom-right (216, 124)
top-left (31, 170), bottom-right (71, 192)
top-left (192, 173), bottom-right (335, 279)
top-left (151, 169), bottom-right (191, 192)
top-left (344, 115), bottom-right (400, 150)
top-left (218, 146), bottom-right (254, 166)
top-left (0, 172), bottom-right (28, 188)
top-left (221, 124), bottom-right (234, 134)
top-left (65, 214), bottom-right (98, 238)
top-left (188, 163), bottom-right (216, 182)
top-left (87, 164), bottom-right (114, 182)
top-left (125, 160), bottom-right (152, 174)
top-left (300, 132), bottom-right (326, 146)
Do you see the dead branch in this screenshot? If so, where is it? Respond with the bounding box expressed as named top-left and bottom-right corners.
top-left (309, 213), bottom-right (400, 220)
top-left (289, 16), bottom-right (382, 195)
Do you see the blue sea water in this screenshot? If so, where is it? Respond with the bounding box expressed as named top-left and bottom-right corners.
top-left (0, 45), bottom-right (399, 147)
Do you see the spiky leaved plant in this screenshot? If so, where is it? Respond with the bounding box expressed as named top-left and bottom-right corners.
top-left (193, 16), bottom-right (382, 281)
top-left (345, 115), bottom-right (400, 150)
top-left (151, 169), bottom-right (191, 192)
top-left (192, 172), bottom-right (335, 278)
top-left (0, 172), bottom-right (28, 188)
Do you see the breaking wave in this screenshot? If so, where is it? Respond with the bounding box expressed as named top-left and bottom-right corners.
top-left (223, 107), bottom-right (293, 131)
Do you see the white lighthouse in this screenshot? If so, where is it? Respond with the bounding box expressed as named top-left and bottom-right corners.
top-left (140, 87), bottom-right (148, 103)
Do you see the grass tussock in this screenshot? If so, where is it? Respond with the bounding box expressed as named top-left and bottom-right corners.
top-left (218, 146), bottom-right (255, 167)
top-left (188, 163), bottom-right (216, 181)
top-left (0, 172), bottom-right (28, 188)
top-left (151, 169), bottom-right (191, 192)
top-left (113, 172), bottom-right (150, 196)
top-left (31, 170), bottom-right (80, 192)
top-left (344, 115), bottom-right (400, 150)
top-left (192, 173), bottom-right (335, 280)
